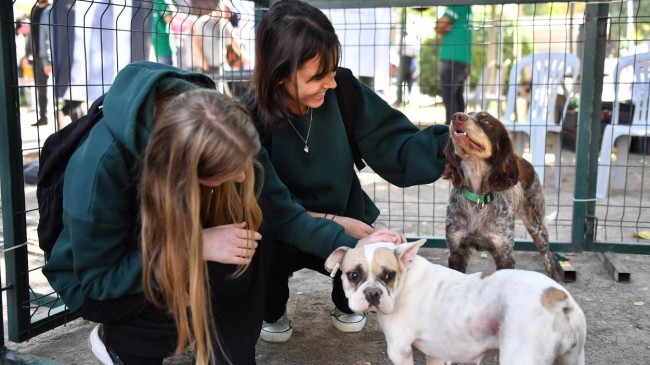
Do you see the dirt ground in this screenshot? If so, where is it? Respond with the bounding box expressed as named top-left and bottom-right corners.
top-left (5, 247), bottom-right (650, 365)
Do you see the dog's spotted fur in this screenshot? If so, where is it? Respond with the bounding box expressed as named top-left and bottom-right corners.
top-left (325, 241), bottom-right (586, 365)
top-left (442, 111), bottom-right (555, 277)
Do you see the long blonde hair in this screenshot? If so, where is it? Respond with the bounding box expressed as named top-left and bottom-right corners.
top-left (141, 88), bottom-right (262, 365)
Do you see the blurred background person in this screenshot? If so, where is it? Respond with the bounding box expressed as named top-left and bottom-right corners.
top-left (29, 0), bottom-right (52, 127)
top-left (15, 14), bottom-right (35, 110)
top-left (152, 0), bottom-right (176, 65)
top-left (435, 5), bottom-right (473, 125)
top-left (224, 3), bottom-right (249, 72)
top-left (401, 31), bottom-right (419, 104)
top-left (193, 0), bottom-right (238, 94)
top-left (47, 0), bottom-right (152, 128)
top-left (171, 8), bottom-right (199, 71)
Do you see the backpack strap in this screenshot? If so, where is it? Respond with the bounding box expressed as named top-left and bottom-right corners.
top-left (38, 94), bottom-right (106, 185)
top-left (259, 126), bottom-right (272, 157)
top-left (334, 67), bottom-right (366, 170)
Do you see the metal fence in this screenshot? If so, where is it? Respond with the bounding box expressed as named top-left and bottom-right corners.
top-left (1, 0), bottom-right (649, 347)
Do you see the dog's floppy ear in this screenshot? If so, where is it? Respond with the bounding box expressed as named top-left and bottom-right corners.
top-left (395, 239), bottom-right (426, 269)
top-left (487, 127), bottom-right (519, 191)
top-left (442, 138), bottom-right (465, 188)
top-left (325, 246), bottom-right (350, 273)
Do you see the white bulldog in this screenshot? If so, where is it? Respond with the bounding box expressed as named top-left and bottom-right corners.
top-left (325, 239), bottom-right (586, 365)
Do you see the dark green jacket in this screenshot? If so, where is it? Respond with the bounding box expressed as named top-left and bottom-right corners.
top-left (266, 75), bottom-right (449, 227)
top-left (42, 61), bottom-right (356, 312)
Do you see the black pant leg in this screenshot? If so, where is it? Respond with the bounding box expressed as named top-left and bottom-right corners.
top-left (441, 60), bottom-right (470, 125)
top-left (263, 241), bottom-right (301, 322)
top-left (33, 58), bottom-right (48, 120)
top-left (453, 62), bottom-right (469, 116)
top-left (440, 61), bottom-right (454, 125)
top-left (330, 270), bottom-right (353, 314)
top-left (80, 294), bottom-right (177, 362)
top-left (265, 243), bottom-right (353, 321)
top-left (297, 252), bottom-right (352, 314)
top-left (209, 257), bottom-right (260, 365)
top-left (209, 198), bottom-right (273, 365)
top-left (264, 242), bottom-right (328, 322)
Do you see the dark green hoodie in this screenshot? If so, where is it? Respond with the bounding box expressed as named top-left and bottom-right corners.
top-left (42, 61), bottom-right (356, 312)
top-left (264, 72), bottom-right (450, 227)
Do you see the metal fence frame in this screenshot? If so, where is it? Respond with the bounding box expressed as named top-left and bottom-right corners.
top-left (1, 0), bottom-right (649, 348)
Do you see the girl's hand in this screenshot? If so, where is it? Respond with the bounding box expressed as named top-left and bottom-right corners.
top-left (202, 222), bottom-right (262, 264)
top-left (332, 215), bottom-right (375, 239)
top-left (355, 229), bottom-right (407, 247)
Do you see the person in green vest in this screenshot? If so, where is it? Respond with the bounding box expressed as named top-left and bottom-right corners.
top-left (436, 5), bottom-right (473, 125)
top-left (152, 0), bottom-right (175, 65)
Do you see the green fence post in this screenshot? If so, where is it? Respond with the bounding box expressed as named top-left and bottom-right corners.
top-left (572, 2), bottom-right (608, 253)
top-left (0, 0), bottom-right (32, 343)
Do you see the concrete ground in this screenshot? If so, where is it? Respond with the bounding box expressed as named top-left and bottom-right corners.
top-left (5, 247), bottom-right (650, 365)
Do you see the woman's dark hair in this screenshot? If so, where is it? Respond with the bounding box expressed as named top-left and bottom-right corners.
top-left (242, 0), bottom-right (340, 130)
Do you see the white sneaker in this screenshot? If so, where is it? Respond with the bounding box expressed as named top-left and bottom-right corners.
top-left (260, 313), bottom-right (293, 343)
top-left (88, 324), bottom-right (114, 365)
top-left (330, 308), bottom-right (367, 332)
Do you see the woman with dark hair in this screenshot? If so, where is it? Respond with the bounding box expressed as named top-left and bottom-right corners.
top-left (242, 0), bottom-right (449, 343)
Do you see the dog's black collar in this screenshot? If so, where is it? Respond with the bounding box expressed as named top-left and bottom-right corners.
top-left (460, 186), bottom-right (494, 211)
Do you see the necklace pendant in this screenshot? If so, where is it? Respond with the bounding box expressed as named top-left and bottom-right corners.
top-left (304, 145), bottom-right (309, 153)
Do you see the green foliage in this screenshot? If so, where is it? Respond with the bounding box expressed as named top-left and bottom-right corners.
top-left (418, 37), bottom-right (442, 97)
top-left (521, 3), bottom-right (585, 17)
top-left (607, 0), bottom-right (650, 56)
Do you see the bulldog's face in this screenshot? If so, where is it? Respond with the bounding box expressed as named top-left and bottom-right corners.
top-left (325, 240), bottom-right (425, 314)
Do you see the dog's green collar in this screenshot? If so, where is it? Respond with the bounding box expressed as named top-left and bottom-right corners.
top-left (460, 186), bottom-right (494, 210)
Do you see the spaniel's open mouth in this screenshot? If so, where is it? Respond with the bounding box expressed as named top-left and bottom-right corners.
top-left (453, 129), bottom-right (485, 152)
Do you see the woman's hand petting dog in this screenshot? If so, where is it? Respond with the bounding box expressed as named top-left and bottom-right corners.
top-left (356, 229), bottom-right (407, 247)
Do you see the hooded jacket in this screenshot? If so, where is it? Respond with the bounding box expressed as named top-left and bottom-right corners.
top-left (42, 61), bottom-right (356, 312)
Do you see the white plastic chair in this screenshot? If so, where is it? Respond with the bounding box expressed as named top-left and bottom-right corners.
top-left (596, 52), bottom-right (650, 198)
top-left (501, 52), bottom-right (581, 188)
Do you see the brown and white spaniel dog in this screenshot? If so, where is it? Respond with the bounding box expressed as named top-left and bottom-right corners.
top-left (442, 111), bottom-right (555, 277)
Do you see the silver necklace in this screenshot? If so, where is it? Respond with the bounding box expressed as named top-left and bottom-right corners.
top-left (286, 108), bottom-right (313, 153)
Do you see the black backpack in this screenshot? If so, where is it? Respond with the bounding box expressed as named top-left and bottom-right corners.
top-left (260, 67), bottom-right (366, 171)
top-left (36, 94), bottom-right (133, 257)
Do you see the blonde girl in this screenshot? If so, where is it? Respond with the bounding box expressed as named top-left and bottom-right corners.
top-left (142, 88), bottom-right (264, 365)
